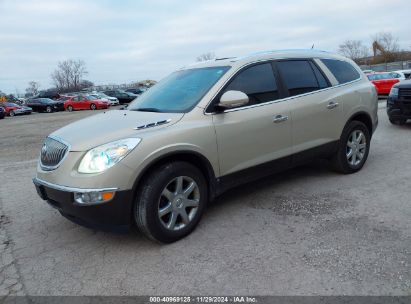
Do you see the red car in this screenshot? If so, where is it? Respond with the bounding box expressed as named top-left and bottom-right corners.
top-left (0, 102), bottom-right (32, 116)
top-left (367, 72), bottom-right (400, 95)
top-left (64, 95), bottom-right (110, 111)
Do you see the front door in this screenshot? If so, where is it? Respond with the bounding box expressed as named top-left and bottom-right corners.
top-left (211, 62), bottom-right (292, 177)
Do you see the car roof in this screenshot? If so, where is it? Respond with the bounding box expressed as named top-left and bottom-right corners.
top-left (180, 49), bottom-right (351, 70)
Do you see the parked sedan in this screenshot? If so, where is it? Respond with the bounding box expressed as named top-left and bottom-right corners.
top-left (26, 98), bottom-right (65, 113)
top-left (90, 92), bottom-right (120, 105)
top-left (125, 87), bottom-right (145, 95)
top-left (367, 72), bottom-right (400, 95)
top-left (0, 102), bottom-right (32, 116)
top-left (0, 106), bottom-right (5, 119)
top-left (103, 90), bottom-right (137, 104)
top-left (64, 95), bottom-right (110, 111)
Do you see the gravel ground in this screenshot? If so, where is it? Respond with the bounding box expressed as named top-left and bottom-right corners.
top-left (0, 103), bottom-right (410, 296)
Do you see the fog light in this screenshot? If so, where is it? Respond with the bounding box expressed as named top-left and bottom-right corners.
top-left (74, 191), bottom-right (115, 205)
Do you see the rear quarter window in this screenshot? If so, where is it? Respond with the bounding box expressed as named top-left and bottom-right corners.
top-left (321, 59), bottom-right (360, 84)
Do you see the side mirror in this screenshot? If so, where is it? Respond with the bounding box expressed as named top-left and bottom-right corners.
top-left (217, 90), bottom-right (249, 109)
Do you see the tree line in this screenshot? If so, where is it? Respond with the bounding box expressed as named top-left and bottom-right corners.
top-left (338, 31), bottom-right (410, 64)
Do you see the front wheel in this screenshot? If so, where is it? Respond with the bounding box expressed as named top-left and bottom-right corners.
top-left (331, 121), bottom-right (370, 174)
top-left (9, 110), bottom-right (15, 117)
top-left (46, 106), bottom-right (52, 113)
top-left (134, 161), bottom-right (208, 243)
top-left (90, 103), bottom-right (97, 110)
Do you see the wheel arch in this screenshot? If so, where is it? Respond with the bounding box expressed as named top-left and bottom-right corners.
top-left (130, 151), bottom-right (218, 205)
top-left (347, 111), bottom-right (373, 136)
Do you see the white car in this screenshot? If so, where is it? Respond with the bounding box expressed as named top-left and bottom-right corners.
top-left (90, 92), bottom-right (120, 105)
top-left (392, 70), bottom-right (411, 80)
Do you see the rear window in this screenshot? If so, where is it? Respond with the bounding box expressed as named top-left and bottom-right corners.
top-left (276, 60), bottom-right (327, 97)
top-left (321, 59), bottom-right (360, 84)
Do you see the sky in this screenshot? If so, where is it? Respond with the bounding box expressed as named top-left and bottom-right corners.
top-left (1, 0), bottom-right (410, 95)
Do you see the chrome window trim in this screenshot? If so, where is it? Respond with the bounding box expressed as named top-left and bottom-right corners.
top-left (40, 135), bottom-right (71, 171)
top-left (204, 58), bottom-right (363, 115)
top-left (33, 177), bottom-right (118, 193)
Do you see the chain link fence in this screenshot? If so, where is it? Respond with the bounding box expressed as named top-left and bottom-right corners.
top-left (360, 61), bottom-right (411, 72)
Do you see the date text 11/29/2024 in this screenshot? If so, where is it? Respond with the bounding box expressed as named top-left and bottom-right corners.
top-left (149, 296), bottom-right (257, 303)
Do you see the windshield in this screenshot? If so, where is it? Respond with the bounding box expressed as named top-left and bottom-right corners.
top-left (128, 66), bottom-right (230, 113)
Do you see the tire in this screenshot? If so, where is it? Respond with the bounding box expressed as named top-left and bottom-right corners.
top-left (46, 106), bottom-right (52, 113)
top-left (9, 110), bottom-right (15, 117)
top-left (331, 121), bottom-right (371, 174)
top-left (134, 161), bottom-right (208, 243)
top-left (389, 117), bottom-right (406, 125)
top-left (90, 103), bottom-right (97, 110)
top-left (67, 105), bottom-right (73, 112)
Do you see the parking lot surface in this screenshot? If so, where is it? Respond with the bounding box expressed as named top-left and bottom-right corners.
top-left (0, 103), bottom-right (410, 296)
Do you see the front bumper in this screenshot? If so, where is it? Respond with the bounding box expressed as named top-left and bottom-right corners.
top-left (33, 178), bottom-right (133, 233)
top-left (387, 97), bottom-right (411, 119)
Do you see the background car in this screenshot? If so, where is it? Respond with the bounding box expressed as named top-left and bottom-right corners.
top-left (367, 72), bottom-right (400, 95)
top-left (125, 87), bottom-right (145, 95)
top-left (393, 69), bottom-right (411, 80)
top-left (387, 79), bottom-right (411, 125)
top-left (36, 90), bottom-right (60, 100)
top-left (64, 95), bottom-right (110, 111)
top-left (26, 98), bottom-right (65, 113)
top-left (0, 102), bottom-right (32, 116)
top-left (0, 106), bottom-right (5, 119)
top-left (103, 90), bottom-right (137, 104)
top-left (90, 92), bottom-right (120, 105)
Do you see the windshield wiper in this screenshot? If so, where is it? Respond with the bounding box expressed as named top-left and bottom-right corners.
top-left (133, 107), bottom-right (161, 112)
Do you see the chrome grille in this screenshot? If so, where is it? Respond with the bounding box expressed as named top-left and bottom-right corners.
top-left (40, 137), bottom-right (69, 170)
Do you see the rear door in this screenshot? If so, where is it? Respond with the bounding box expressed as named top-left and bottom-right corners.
top-left (275, 60), bottom-right (343, 158)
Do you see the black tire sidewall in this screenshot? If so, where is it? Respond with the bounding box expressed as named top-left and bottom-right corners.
top-left (337, 121), bottom-right (370, 173)
top-left (134, 161), bottom-right (208, 243)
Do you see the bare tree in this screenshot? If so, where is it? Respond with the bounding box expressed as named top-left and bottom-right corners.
top-left (51, 59), bottom-right (88, 92)
top-left (338, 40), bottom-right (369, 62)
top-left (25, 81), bottom-right (40, 97)
top-left (372, 32), bottom-right (400, 54)
top-left (196, 52), bottom-right (216, 62)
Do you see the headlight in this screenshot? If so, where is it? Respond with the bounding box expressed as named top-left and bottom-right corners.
top-left (78, 138), bottom-right (141, 173)
top-left (389, 87), bottom-right (399, 97)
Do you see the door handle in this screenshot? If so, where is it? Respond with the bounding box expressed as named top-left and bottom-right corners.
top-left (273, 114), bottom-right (288, 123)
top-left (327, 101), bottom-right (339, 109)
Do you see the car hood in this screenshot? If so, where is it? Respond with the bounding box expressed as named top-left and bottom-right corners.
top-left (394, 79), bottom-right (411, 88)
top-left (51, 110), bottom-right (184, 151)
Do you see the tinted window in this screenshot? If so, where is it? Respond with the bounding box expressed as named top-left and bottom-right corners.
top-left (277, 60), bottom-right (321, 96)
top-left (321, 59), bottom-right (360, 84)
top-left (223, 63), bottom-right (278, 105)
top-left (310, 62), bottom-right (329, 89)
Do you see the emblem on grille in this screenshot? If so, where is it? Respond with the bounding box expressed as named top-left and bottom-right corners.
top-left (40, 137), bottom-right (69, 170)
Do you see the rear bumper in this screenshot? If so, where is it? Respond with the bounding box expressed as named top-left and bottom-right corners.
top-left (33, 178), bottom-right (133, 233)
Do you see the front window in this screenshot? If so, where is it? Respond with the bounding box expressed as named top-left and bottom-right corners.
top-left (128, 66), bottom-right (230, 113)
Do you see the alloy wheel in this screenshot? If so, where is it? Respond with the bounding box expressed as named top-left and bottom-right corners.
top-left (158, 176), bottom-right (200, 231)
top-left (346, 130), bottom-right (367, 166)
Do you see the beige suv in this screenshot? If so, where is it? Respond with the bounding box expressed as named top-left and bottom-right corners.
top-left (33, 50), bottom-right (378, 243)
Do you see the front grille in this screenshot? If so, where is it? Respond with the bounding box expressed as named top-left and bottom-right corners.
top-left (40, 137), bottom-right (69, 170)
top-left (399, 88), bottom-right (411, 103)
